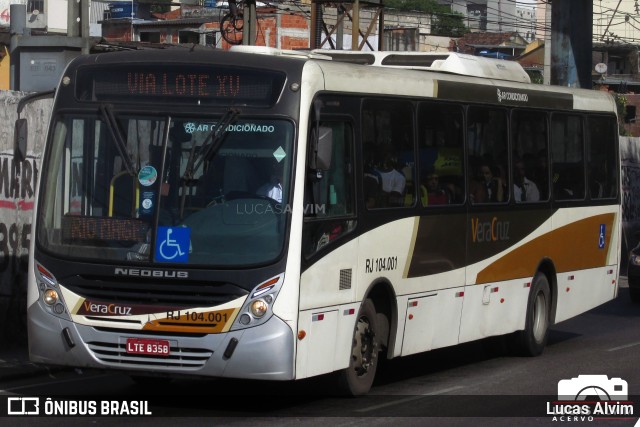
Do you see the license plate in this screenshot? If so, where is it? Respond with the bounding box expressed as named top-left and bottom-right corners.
top-left (125, 338), bottom-right (170, 357)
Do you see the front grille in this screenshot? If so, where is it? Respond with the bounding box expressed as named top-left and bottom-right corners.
top-left (93, 327), bottom-right (207, 338)
top-left (63, 276), bottom-right (248, 306)
top-left (87, 341), bottom-right (212, 369)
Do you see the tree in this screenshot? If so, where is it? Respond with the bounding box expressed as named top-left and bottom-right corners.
top-left (150, 0), bottom-right (172, 14)
top-left (385, 0), bottom-right (469, 37)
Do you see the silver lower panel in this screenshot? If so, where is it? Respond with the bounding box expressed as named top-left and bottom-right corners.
top-left (27, 302), bottom-right (295, 380)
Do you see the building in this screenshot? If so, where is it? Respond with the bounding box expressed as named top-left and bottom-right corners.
top-left (439, 0), bottom-right (536, 41)
top-left (455, 31), bottom-right (528, 59)
top-left (0, 0), bottom-right (106, 35)
top-left (101, 3), bottom-right (311, 50)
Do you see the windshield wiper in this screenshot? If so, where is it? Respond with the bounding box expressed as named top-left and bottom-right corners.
top-left (99, 104), bottom-right (137, 176)
top-left (181, 108), bottom-right (240, 182)
top-left (179, 108), bottom-right (240, 219)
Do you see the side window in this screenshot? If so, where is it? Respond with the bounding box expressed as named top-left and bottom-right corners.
top-left (417, 102), bottom-right (464, 206)
top-left (467, 107), bottom-right (508, 204)
top-left (512, 110), bottom-right (548, 202)
top-left (303, 121), bottom-right (355, 257)
top-left (588, 116), bottom-right (618, 199)
top-left (362, 99), bottom-right (415, 209)
top-left (551, 114), bottom-right (584, 201)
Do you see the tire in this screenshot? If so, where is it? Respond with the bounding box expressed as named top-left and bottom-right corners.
top-left (511, 273), bottom-right (551, 356)
top-left (337, 298), bottom-right (380, 396)
top-left (630, 287), bottom-right (640, 303)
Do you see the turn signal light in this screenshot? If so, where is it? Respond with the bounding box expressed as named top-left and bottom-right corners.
top-left (43, 289), bottom-right (59, 306)
top-left (250, 300), bottom-right (268, 318)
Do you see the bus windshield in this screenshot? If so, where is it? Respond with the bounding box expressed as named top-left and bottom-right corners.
top-left (37, 112), bottom-right (294, 267)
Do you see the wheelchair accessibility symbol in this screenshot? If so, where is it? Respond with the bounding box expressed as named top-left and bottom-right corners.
top-left (155, 227), bottom-right (190, 263)
top-left (599, 224), bottom-right (606, 250)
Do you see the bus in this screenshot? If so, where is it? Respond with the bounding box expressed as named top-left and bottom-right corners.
top-left (23, 46), bottom-right (620, 396)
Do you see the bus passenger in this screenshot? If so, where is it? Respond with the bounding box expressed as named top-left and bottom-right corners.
top-left (375, 154), bottom-right (406, 207)
top-left (514, 158), bottom-right (540, 202)
top-left (257, 161), bottom-right (284, 203)
top-left (533, 149), bottom-right (549, 200)
top-left (422, 170), bottom-right (450, 205)
top-left (480, 163), bottom-right (504, 202)
top-left (364, 163), bottom-right (381, 209)
top-left (469, 162), bottom-right (487, 204)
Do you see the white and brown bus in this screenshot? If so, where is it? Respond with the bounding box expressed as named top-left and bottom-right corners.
top-left (24, 46), bottom-right (620, 395)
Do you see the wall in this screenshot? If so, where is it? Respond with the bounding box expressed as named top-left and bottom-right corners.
top-left (48, 0), bottom-right (68, 34)
top-left (0, 90), bottom-right (51, 346)
top-left (621, 135), bottom-right (640, 274)
top-left (623, 94), bottom-right (640, 137)
top-left (0, 46), bottom-right (8, 90)
top-left (0, 0), bottom-right (11, 28)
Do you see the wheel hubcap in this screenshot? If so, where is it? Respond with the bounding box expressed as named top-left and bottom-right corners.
top-left (351, 316), bottom-right (377, 376)
top-left (532, 291), bottom-right (548, 343)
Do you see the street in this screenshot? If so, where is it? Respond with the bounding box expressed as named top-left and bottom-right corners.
top-left (2, 282), bottom-right (640, 426)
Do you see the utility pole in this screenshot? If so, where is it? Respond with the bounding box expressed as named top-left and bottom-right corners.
top-left (67, 0), bottom-right (91, 53)
top-left (351, 0), bottom-right (359, 50)
top-left (550, 0), bottom-right (593, 88)
top-left (242, 0), bottom-right (257, 45)
top-left (67, 0), bottom-right (79, 37)
top-left (9, 4), bottom-right (26, 90)
top-left (310, 1), bottom-right (323, 49)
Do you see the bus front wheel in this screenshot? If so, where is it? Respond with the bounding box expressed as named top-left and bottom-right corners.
top-left (337, 298), bottom-right (380, 396)
top-left (512, 273), bottom-right (550, 356)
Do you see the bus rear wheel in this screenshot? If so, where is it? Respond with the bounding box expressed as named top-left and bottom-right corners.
top-left (512, 273), bottom-right (550, 356)
top-left (337, 298), bottom-right (380, 396)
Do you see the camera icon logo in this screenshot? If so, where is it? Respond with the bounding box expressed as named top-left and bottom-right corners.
top-left (7, 397), bottom-right (40, 415)
top-left (558, 375), bottom-right (628, 401)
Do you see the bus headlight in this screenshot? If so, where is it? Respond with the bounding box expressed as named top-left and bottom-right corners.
top-left (43, 289), bottom-right (59, 305)
top-left (631, 254), bottom-right (640, 265)
top-left (34, 261), bottom-right (70, 320)
top-left (231, 273), bottom-right (284, 330)
top-left (250, 300), bottom-right (268, 317)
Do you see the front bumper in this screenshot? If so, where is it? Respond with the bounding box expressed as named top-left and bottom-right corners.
top-left (27, 301), bottom-right (295, 381)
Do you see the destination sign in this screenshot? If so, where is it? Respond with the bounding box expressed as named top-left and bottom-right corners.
top-left (75, 64), bottom-right (286, 106)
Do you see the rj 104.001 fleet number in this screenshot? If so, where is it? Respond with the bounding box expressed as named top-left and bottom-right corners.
top-left (165, 311), bottom-right (229, 323)
top-left (365, 256), bottom-right (398, 273)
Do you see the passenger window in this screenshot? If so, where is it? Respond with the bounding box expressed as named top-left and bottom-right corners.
top-left (512, 110), bottom-right (548, 202)
top-left (362, 99), bottom-right (415, 209)
top-left (551, 114), bottom-right (585, 201)
top-left (303, 120), bottom-right (356, 257)
top-left (417, 102), bottom-right (464, 206)
top-left (588, 116), bottom-right (617, 199)
top-left (467, 107), bottom-right (508, 204)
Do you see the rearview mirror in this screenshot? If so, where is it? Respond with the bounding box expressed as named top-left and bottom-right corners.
top-left (14, 118), bottom-right (28, 161)
top-left (310, 126), bottom-right (332, 171)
